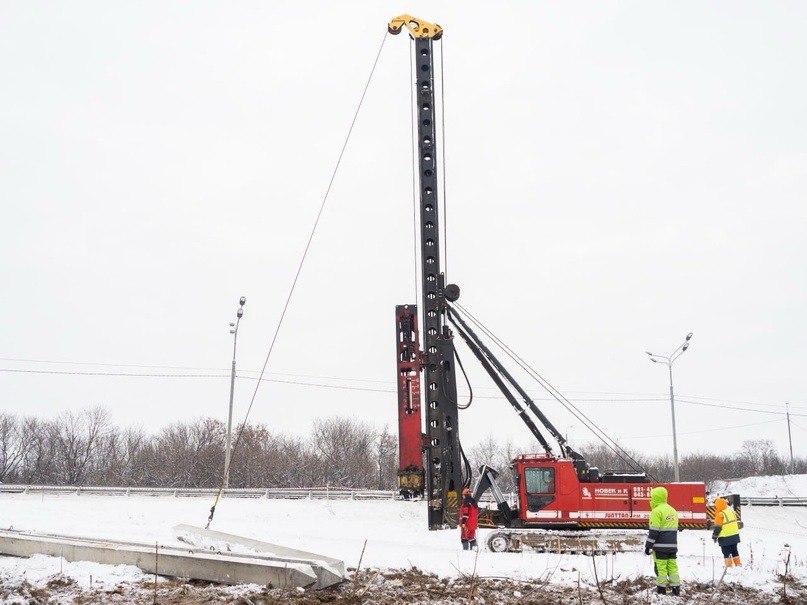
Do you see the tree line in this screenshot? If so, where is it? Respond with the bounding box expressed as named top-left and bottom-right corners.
top-left (469, 435), bottom-right (807, 492)
top-left (0, 407), bottom-right (802, 491)
top-left (0, 408), bottom-right (396, 489)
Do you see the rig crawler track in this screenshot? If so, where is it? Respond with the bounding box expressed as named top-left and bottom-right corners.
top-left (485, 530), bottom-right (646, 554)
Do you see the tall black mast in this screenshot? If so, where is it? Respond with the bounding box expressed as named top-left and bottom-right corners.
top-left (389, 15), bottom-right (463, 529)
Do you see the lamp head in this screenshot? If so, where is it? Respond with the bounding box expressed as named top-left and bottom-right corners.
top-left (682, 342), bottom-right (689, 351)
top-left (685, 332), bottom-right (693, 341)
top-left (650, 358), bottom-right (658, 363)
top-left (229, 322), bottom-right (235, 327)
top-left (237, 308), bottom-right (243, 318)
top-left (229, 329), bottom-right (235, 334)
top-left (240, 296), bottom-right (246, 307)
top-left (645, 351), bottom-right (654, 356)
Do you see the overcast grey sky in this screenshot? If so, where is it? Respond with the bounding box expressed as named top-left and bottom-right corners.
top-left (2, 1), bottom-right (806, 459)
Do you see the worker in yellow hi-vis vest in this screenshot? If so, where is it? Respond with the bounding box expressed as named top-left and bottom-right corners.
top-left (712, 497), bottom-right (742, 567)
top-left (645, 487), bottom-right (681, 596)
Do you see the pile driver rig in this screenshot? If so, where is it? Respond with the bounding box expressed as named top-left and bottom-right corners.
top-left (388, 15), bottom-right (716, 552)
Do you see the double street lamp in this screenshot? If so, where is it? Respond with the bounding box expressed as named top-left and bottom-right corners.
top-left (646, 332), bottom-right (693, 483)
top-left (223, 296), bottom-right (246, 489)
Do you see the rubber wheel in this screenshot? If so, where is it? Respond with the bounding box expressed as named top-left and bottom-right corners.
top-left (487, 533), bottom-right (510, 553)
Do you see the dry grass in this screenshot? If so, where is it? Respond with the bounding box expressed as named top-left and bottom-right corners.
top-left (0, 568), bottom-right (804, 604)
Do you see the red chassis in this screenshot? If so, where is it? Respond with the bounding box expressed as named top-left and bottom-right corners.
top-left (506, 453), bottom-right (708, 530)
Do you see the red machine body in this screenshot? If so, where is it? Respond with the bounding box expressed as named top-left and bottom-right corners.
top-left (511, 454), bottom-right (708, 529)
top-left (395, 304), bottom-right (425, 497)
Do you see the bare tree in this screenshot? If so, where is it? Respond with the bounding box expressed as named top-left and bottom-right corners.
top-left (467, 435), bottom-right (529, 492)
top-left (0, 413), bottom-right (35, 482)
top-left (375, 425), bottom-right (397, 490)
top-left (19, 417), bottom-right (57, 484)
top-left (311, 417), bottom-right (375, 488)
top-left (3, 408), bottom-right (805, 490)
top-left (51, 407), bottom-right (111, 485)
top-left (149, 418), bottom-right (225, 488)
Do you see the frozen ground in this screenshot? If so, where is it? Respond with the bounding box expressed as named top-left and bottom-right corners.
top-left (714, 473), bottom-right (807, 498)
top-left (0, 494), bottom-right (805, 602)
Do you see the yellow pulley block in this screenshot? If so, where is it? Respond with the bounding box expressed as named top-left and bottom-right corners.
top-left (388, 14), bottom-right (443, 40)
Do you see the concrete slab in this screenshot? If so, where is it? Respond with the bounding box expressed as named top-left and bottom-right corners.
top-left (173, 524), bottom-right (345, 589)
top-left (0, 529), bottom-right (317, 588)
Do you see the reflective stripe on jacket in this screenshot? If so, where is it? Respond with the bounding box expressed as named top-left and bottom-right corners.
top-left (645, 486), bottom-right (679, 554)
top-left (712, 505), bottom-right (740, 544)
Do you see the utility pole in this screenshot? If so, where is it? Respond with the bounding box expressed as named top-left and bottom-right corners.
top-left (786, 403), bottom-right (794, 474)
top-left (223, 296), bottom-right (246, 489)
top-left (647, 332), bottom-right (693, 483)
top-left (668, 363), bottom-right (679, 483)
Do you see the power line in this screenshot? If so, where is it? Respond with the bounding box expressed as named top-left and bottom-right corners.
top-left (677, 398), bottom-right (807, 417)
top-left (3, 356), bottom-right (804, 410)
top-left (0, 367), bottom-right (670, 400)
top-left (675, 393), bottom-right (807, 410)
top-left (790, 420), bottom-right (807, 433)
top-left (619, 418), bottom-right (784, 441)
top-left (0, 368), bottom-right (228, 378)
top-left (0, 358), bottom-right (397, 384)
top-left (0, 357), bottom-right (229, 372)
top-left (5, 367), bottom-right (806, 419)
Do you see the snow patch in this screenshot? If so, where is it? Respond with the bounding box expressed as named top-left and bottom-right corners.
top-left (0, 493), bottom-right (803, 595)
top-left (713, 473), bottom-right (807, 497)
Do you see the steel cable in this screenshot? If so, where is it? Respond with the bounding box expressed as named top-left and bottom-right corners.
top-left (438, 38), bottom-right (448, 280)
top-left (453, 346), bottom-right (474, 410)
top-left (409, 36), bottom-right (419, 303)
top-left (450, 302), bottom-right (651, 477)
top-left (205, 30), bottom-right (390, 528)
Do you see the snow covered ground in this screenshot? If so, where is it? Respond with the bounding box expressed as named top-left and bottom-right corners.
top-left (713, 473), bottom-right (807, 498)
top-left (0, 492), bottom-right (805, 600)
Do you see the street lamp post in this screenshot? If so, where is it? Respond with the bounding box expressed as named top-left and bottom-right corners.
top-left (646, 332), bottom-right (693, 483)
top-left (223, 296), bottom-right (246, 489)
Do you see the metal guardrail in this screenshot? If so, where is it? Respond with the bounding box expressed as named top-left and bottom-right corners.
top-left (740, 496), bottom-right (807, 507)
top-left (2, 485), bottom-right (804, 506)
top-left (0, 484), bottom-right (514, 503)
top-left (0, 485), bottom-right (398, 500)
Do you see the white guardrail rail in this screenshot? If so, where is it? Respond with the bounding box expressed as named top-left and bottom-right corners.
top-left (0, 485), bottom-right (804, 506)
top-left (739, 496), bottom-right (807, 506)
top-left (0, 485), bottom-right (398, 500)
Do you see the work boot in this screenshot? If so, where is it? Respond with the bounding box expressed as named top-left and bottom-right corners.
top-left (656, 586), bottom-right (667, 595)
top-left (733, 556), bottom-right (742, 567)
top-left (671, 586), bottom-right (680, 596)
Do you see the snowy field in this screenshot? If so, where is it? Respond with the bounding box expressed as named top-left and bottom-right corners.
top-left (714, 473), bottom-right (807, 498)
top-left (0, 492), bottom-right (805, 601)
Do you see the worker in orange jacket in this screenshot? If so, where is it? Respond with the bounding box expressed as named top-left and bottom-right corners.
top-left (712, 497), bottom-right (742, 567)
top-left (459, 487), bottom-right (479, 550)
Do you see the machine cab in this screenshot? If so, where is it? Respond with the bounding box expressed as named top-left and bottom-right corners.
top-left (524, 465), bottom-right (556, 513)
top-left (513, 453), bottom-right (574, 524)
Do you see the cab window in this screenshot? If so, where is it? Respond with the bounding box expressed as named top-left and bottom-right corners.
top-left (524, 467), bottom-right (556, 512)
top-left (525, 467), bottom-right (555, 494)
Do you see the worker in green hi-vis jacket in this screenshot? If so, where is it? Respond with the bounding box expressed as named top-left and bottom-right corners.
top-left (644, 486), bottom-right (681, 596)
